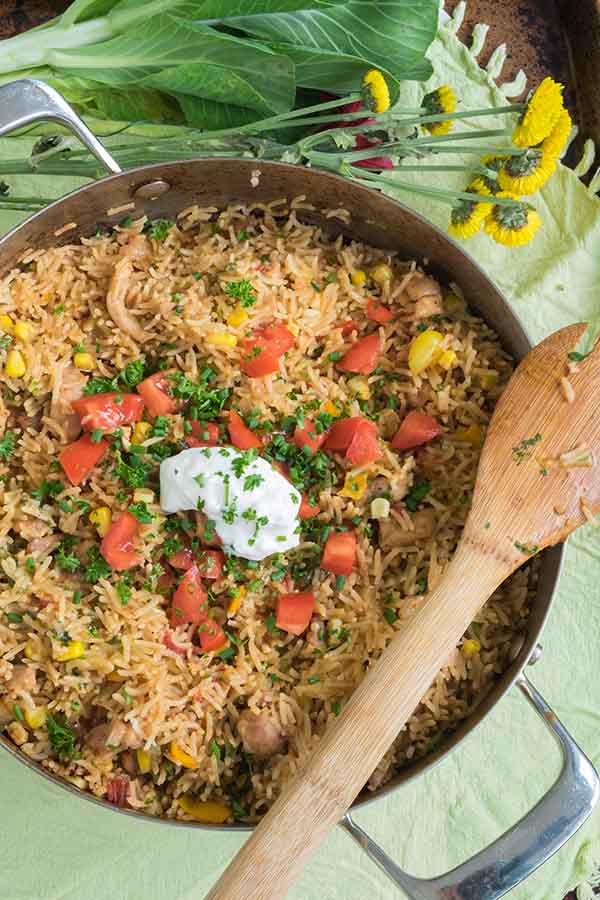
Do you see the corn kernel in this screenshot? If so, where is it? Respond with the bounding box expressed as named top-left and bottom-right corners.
top-left (339, 471), bottom-right (369, 500)
top-left (55, 640), bottom-right (85, 662)
top-left (178, 795), bottom-right (231, 824)
top-left (347, 376), bottom-right (371, 400)
top-left (322, 400), bottom-right (340, 417)
top-left (444, 292), bottom-right (465, 315)
top-left (5, 349), bottom-right (26, 378)
top-left (169, 741), bottom-right (198, 770)
top-left (286, 322), bottom-right (299, 336)
top-left (351, 270), bottom-right (367, 287)
top-left (206, 332), bottom-right (237, 348)
top-left (132, 421), bottom-right (152, 445)
top-left (453, 423), bottom-right (483, 449)
top-left (136, 749), bottom-right (152, 774)
top-left (24, 706), bottom-right (47, 730)
top-left (408, 330), bottom-right (444, 376)
top-left (133, 488), bottom-right (154, 505)
top-left (370, 497), bottom-right (390, 519)
top-left (24, 640), bottom-right (40, 661)
top-left (461, 638), bottom-right (481, 657)
top-left (370, 262), bottom-right (392, 285)
top-left (73, 351), bottom-right (95, 371)
top-left (14, 321), bottom-right (34, 342)
top-left (0, 314), bottom-right (14, 334)
top-left (438, 350), bottom-right (457, 371)
top-left (226, 305), bottom-right (249, 328)
top-left (227, 585), bottom-right (246, 617)
top-left (89, 506), bottom-right (112, 537)
top-left (480, 370), bottom-right (499, 390)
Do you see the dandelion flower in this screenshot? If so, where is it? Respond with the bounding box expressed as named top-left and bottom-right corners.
top-left (513, 77), bottom-right (565, 148)
top-left (541, 107), bottom-right (573, 158)
top-left (361, 69), bottom-right (390, 114)
top-left (498, 149), bottom-right (557, 195)
top-left (449, 196), bottom-right (492, 240)
top-left (422, 85), bottom-right (457, 135)
top-left (484, 191), bottom-right (541, 247)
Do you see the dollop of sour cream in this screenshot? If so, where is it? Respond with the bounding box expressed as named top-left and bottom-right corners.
top-left (160, 447), bottom-right (302, 561)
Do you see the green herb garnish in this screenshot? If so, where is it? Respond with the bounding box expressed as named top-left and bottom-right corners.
top-left (0, 431), bottom-right (16, 460)
top-left (84, 545), bottom-right (112, 583)
top-left (404, 480), bottom-right (431, 512)
top-left (46, 713), bottom-right (78, 760)
top-left (224, 279), bottom-right (257, 308)
top-left (512, 433), bottom-right (542, 465)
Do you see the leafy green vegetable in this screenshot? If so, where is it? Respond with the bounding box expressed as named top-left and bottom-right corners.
top-left (46, 713), bottom-right (79, 760)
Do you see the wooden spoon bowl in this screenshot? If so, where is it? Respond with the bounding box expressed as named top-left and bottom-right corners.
top-left (206, 323), bottom-right (600, 900)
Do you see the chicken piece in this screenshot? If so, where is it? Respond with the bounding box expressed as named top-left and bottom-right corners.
top-left (406, 274), bottom-right (443, 319)
top-left (50, 359), bottom-right (87, 441)
top-left (26, 534), bottom-right (62, 557)
top-left (237, 709), bottom-right (286, 757)
top-left (379, 509), bottom-right (436, 549)
top-left (122, 234), bottom-right (148, 262)
top-left (13, 514), bottom-right (50, 542)
top-left (377, 409), bottom-right (400, 440)
top-left (85, 719), bottom-right (137, 753)
top-left (7, 665), bottom-right (36, 695)
top-left (106, 256), bottom-right (146, 341)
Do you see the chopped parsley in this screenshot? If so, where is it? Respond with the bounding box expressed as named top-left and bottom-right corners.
top-left (243, 473), bottom-right (263, 491)
top-left (46, 713), bottom-right (78, 760)
top-left (55, 539), bottom-right (80, 573)
top-left (0, 334), bottom-right (12, 351)
top-left (25, 557), bottom-right (36, 575)
top-left (308, 675), bottom-right (320, 684)
top-left (264, 434), bottom-right (333, 494)
top-left (90, 428), bottom-right (103, 444)
top-left (151, 416), bottom-right (170, 438)
top-left (0, 431), bottom-right (16, 460)
top-left (128, 501), bottom-right (153, 524)
top-left (512, 433), bottom-right (542, 465)
top-left (6, 612), bottom-right (22, 624)
top-left (31, 479), bottom-right (64, 503)
top-left (231, 448), bottom-right (259, 478)
top-left (209, 738), bottom-right (221, 760)
top-left (84, 359), bottom-right (146, 395)
top-left (331, 702), bottom-right (341, 717)
top-left (168, 371), bottom-right (229, 420)
top-left (84, 545), bottom-right (112, 583)
top-left (114, 451), bottom-right (151, 489)
top-left (310, 281), bottom-right (321, 292)
top-left (514, 541), bottom-right (539, 556)
top-left (224, 279), bottom-right (257, 308)
top-left (324, 272), bottom-right (338, 284)
top-left (404, 480), bottom-right (431, 512)
top-left (328, 351), bottom-right (343, 363)
top-left (146, 219), bottom-right (174, 241)
top-left (383, 607), bottom-right (398, 625)
top-left (13, 703), bottom-right (24, 721)
top-left (116, 579), bottom-right (132, 606)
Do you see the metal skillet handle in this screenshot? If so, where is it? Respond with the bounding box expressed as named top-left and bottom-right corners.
top-left (342, 670), bottom-right (599, 900)
top-left (0, 78), bottom-right (121, 175)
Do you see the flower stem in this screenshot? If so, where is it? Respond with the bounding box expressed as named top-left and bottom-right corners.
top-left (350, 167), bottom-right (518, 206)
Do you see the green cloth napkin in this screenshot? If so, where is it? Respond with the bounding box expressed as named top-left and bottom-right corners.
top-left (2, 9), bottom-right (600, 899)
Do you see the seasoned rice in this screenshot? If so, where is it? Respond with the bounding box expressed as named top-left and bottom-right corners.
top-left (0, 200), bottom-right (534, 823)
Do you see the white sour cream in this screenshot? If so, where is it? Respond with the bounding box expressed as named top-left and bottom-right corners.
top-left (160, 446), bottom-right (301, 561)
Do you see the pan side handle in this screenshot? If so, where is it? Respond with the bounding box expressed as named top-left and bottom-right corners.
top-left (341, 670), bottom-right (599, 900)
top-left (0, 78), bottom-right (121, 175)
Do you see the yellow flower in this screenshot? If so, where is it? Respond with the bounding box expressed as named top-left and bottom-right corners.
top-left (484, 192), bottom-right (541, 247)
top-left (498, 149), bottom-right (557, 196)
top-left (448, 196), bottom-right (492, 240)
top-left (541, 107), bottom-right (572, 158)
top-left (513, 77), bottom-right (564, 148)
top-left (361, 69), bottom-right (390, 114)
top-left (422, 85), bottom-right (456, 135)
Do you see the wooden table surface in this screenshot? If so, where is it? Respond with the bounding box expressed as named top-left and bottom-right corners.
top-left (0, 2), bottom-right (597, 898)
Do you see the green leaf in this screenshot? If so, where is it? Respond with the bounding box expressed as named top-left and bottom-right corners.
top-left (569, 319), bottom-right (600, 362)
top-left (60, 0), bottom-right (120, 26)
top-left (232, 0), bottom-right (438, 92)
top-left (54, 15), bottom-right (295, 115)
top-left (175, 94), bottom-right (260, 129)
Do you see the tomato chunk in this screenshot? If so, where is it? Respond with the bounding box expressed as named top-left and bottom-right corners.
top-left (240, 323), bottom-right (295, 377)
top-left (197, 549), bottom-right (225, 580)
top-left (169, 547), bottom-right (194, 570)
top-left (391, 411), bottom-right (442, 451)
top-left (367, 298), bottom-right (394, 324)
top-left (59, 434), bottom-right (108, 486)
top-left (324, 417), bottom-right (380, 465)
top-left (337, 334), bottom-right (380, 375)
top-left (228, 410), bottom-right (262, 450)
top-left (100, 511), bottom-right (141, 571)
top-left (198, 620), bottom-right (228, 652)
top-left (171, 564), bottom-right (208, 627)
top-left (276, 592), bottom-right (315, 636)
top-left (136, 372), bottom-right (176, 418)
top-left (293, 419), bottom-right (327, 454)
top-left (299, 494), bottom-right (320, 519)
top-left (322, 530), bottom-right (356, 576)
top-left (188, 421), bottom-right (219, 446)
top-left (339, 319), bottom-right (358, 336)
top-left (72, 393), bottom-right (144, 432)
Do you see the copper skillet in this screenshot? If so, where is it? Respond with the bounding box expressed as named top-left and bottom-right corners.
top-left (0, 79), bottom-right (597, 900)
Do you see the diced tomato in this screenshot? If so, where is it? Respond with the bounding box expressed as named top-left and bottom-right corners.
top-left (293, 419), bottom-right (327, 454)
top-left (188, 420), bottom-right (219, 446)
top-left (59, 433), bottom-right (108, 486)
top-left (367, 298), bottom-right (394, 324)
top-left (196, 511), bottom-right (223, 547)
top-left (299, 494), bottom-right (319, 519)
top-left (391, 411), bottom-right (442, 451)
top-left (337, 334), bottom-right (380, 375)
top-left (162, 630), bottom-right (187, 657)
top-left (106, 777), bottom-right (130, 807)
top-left (169, 547), bottom-right (194, 570)
top-left (136, 372), bottom-right (176, 417)
top-left (198, 619), bottom-right (228, 652)
top-left (324, 416), bottom-right (380, 465)
top-left (157, 569), bottom-right (177, 594)
top-left (197, 549), bottom-right (225, 580)
top-left (170, 564), bottom-right (208, 628)
top-left (321, 530), bottom-right (356, 576)
top-left (275, 592), bottom-right (315, 636)
top-left (240, 323), bottom-right (295, 377)
top-left (339, 319), bottom-right (358, 337)
top-left (71, 393), bottom-right (144, 432)
top-left (228, 410), bottom-right (262, 450)
top-left (100, 511), bottom-right (141, 571)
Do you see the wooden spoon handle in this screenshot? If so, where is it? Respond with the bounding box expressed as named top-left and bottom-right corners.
top-left (206, 544), bottom-right (505, 900)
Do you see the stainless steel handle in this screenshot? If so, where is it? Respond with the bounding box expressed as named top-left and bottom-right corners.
top-left (0, 78), bottom-right (121, 175)
top-left (341, 671), bottom-right (599, 900)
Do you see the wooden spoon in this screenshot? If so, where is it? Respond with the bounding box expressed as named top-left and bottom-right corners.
top-left (206, 323), bottom-right (600, 900)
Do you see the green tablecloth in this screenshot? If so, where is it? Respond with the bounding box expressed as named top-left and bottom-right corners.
top-left (2, 7), bottom-right (600, 898)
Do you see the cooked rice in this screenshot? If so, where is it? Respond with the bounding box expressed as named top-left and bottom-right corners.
top-left (0, 201), bottom-right (533, 824)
